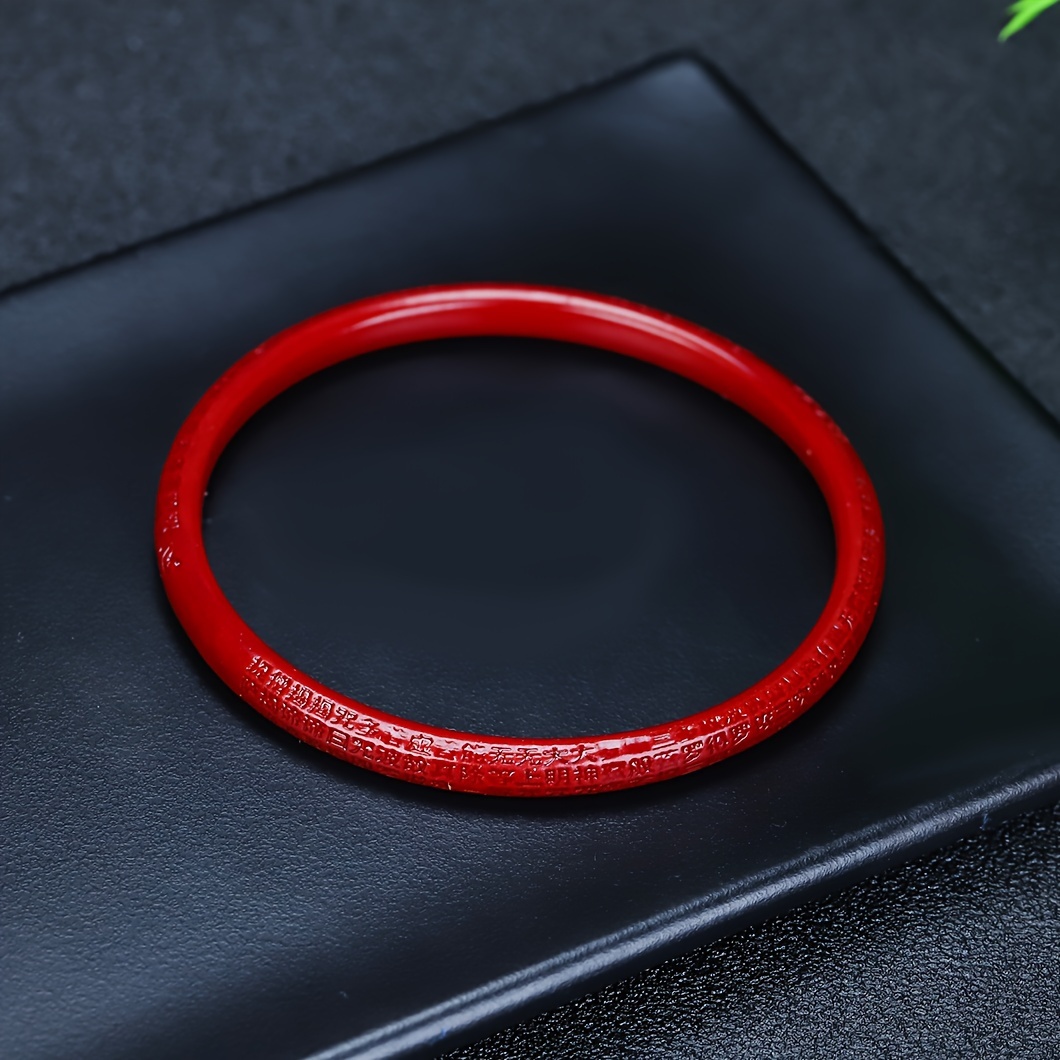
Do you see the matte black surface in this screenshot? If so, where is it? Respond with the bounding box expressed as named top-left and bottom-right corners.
top-left (3, 61), bottom-right (1060, 1060)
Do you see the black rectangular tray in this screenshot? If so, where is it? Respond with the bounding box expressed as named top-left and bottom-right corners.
top-left (3, 59), bottom-right (1060, 1060)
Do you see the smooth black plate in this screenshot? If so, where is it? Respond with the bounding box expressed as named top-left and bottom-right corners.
top-left (3, 60), bottom-right (1059, 1060)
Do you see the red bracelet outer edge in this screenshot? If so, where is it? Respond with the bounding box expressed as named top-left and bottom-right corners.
top-left (155, 284), bottom-right (885, 797)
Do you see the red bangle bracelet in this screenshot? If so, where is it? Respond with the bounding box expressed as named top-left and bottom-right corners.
top-left (156, 285), bottom-right (884, 797)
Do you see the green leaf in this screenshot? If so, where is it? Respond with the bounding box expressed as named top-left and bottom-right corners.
top-left (1000, 0), bottom-right (1060, 40)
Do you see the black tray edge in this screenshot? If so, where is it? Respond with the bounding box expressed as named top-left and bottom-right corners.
top-left (309, 765), bottom-right (1060, 1060)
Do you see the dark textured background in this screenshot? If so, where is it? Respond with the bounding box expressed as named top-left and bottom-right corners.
top-left (3, 2), bottom-right (1059, 1056)
top-left (4, 1), bottom-right (1060, 418)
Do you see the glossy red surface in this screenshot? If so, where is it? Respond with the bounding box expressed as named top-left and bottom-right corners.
top-left (155, 285), bottom-right (884, 796)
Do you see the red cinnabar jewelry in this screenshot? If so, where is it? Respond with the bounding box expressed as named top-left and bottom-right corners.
top-left (156, 285), bottom-right (884, 796)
